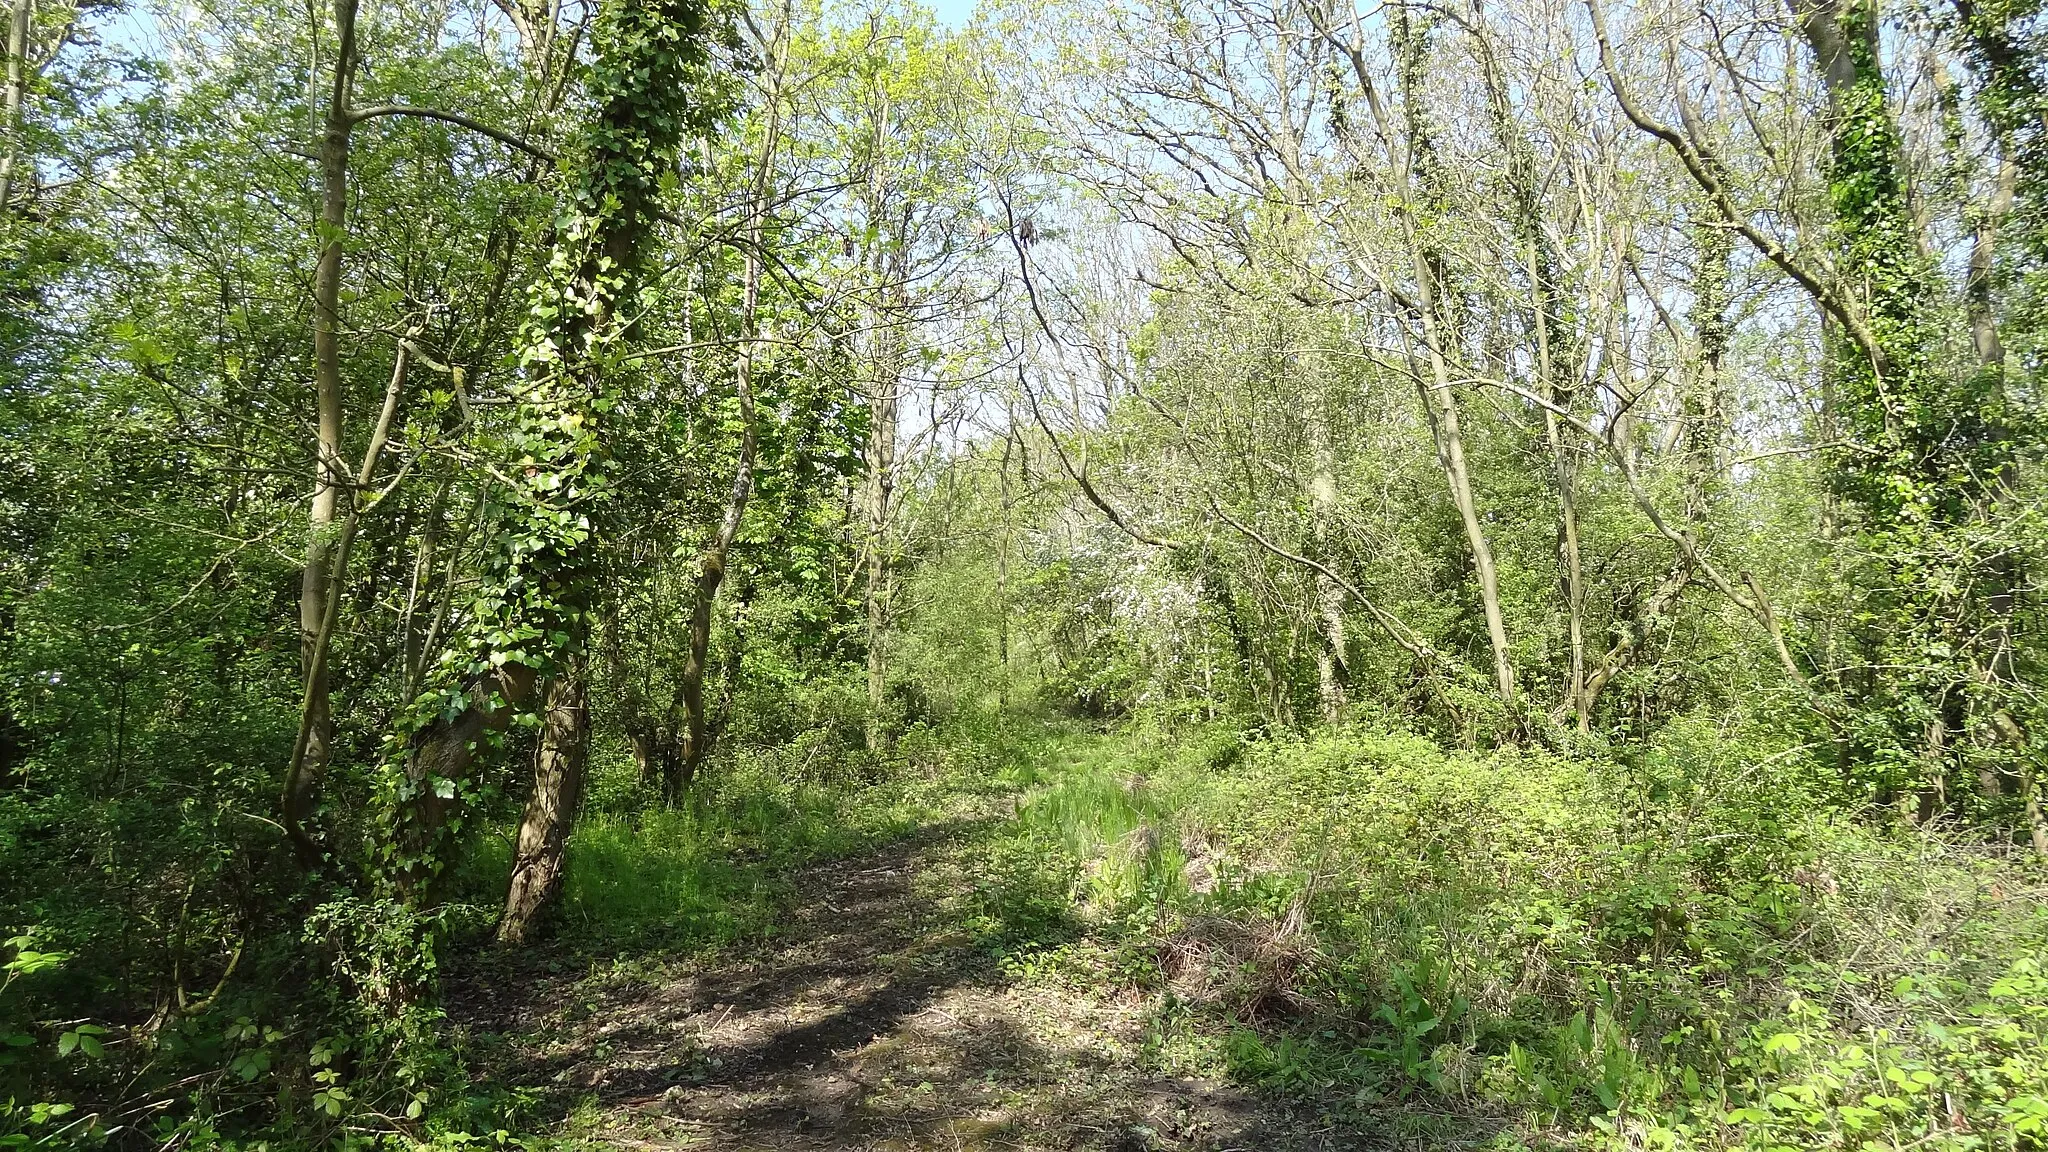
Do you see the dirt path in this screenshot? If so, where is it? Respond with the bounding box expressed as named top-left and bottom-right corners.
top-left (445, 807), bottom-right (1376, 1150)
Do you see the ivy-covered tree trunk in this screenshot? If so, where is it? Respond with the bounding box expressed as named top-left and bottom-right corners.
top-left (1800, 0), bottom-right (2012, 812)
top-left (1951, 0), bottom-right (2045, 836)
top-left (388, 663), bottom-right (537, 902)
top-left (386, 0), bottom-right (719, 919)
top-left (1685, 210), bottom-right (1733, 520)
top-left (493, 0), bottom-right (719, 933)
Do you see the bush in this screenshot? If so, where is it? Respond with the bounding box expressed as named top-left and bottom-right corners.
top-left (1063, 717), bottom-right (2048, 1149)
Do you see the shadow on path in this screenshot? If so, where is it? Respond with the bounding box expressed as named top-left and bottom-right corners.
top-left (445, 809), bottom-right (1500, 1150)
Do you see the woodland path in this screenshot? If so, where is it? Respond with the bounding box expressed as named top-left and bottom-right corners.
top-left (444, 779), bottom-right (1384, 1151)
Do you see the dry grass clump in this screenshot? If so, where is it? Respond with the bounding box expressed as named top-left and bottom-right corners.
top-left (1157, 893), bottom-right (1319, 1023)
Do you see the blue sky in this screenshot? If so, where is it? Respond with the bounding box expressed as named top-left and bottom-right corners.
top-left (924, 0), bottom-right (977, 26)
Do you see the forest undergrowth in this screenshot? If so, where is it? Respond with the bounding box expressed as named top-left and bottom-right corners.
top-left (999, 717), bottom-right (2048, 1147)
top-left (394, 713), bottom-right (2048, 1151)
top-left (953, 717), bottom-right (2048, 1150)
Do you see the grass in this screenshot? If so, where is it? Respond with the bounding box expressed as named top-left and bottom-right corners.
top-left (454, 730), bottom-right (1004, 951)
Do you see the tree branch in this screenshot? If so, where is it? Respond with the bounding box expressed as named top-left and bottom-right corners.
top-left (1584, 0), bottom-right (1887, 378)
top-left (1205, 493), bottom-right (1464, 682)
top-left (346, 104), bottom-right (557, 161)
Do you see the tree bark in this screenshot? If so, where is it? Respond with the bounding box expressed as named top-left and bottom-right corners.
top-left (0, 0), bottom-right (31, 213)
top-left (1686, 210), bottom-right (1733, 519)
top-left (389, 663), bottom-right (536, 904)
top-left (863, 315), bottom-right (902, 752)
top-left (1390, 1), bottom-right (1516, 714)
top-left (1475, 5), bottom-right (1577, 728)
top-left (1409, 283), bottom-right (1515, 713)
top-left (1545, 407), bottom-right (1586, 729)
top-left (997, 429), bottom-right (1013, 714)
top-left (629, 726), bottom-right (662, 788)
top-left (499, 666), bottom-right (588, 944)
top-left (283, 0), bottom-right (361, 861)
top-left (1965, 160), bottom-right (2017, 798)
top-left (703, 580), bottom-right (750, 754)
top-left (385, 0), bottom-right (705, 929)
top-left (1308, 405), bottom-right (1348, 721)
top-left (282, 339), bottom-right (408, 861)
top-left (673, 546), bottom-right (732, 797)
top-left (401, 476), bottom-right (451, 693)
top-left (2027, 753), bottom-right (2048, 859)
top-left (1523, 237), bottom-right (1583, 730)
top-left (1200, 564), bottom-right (1257, 703)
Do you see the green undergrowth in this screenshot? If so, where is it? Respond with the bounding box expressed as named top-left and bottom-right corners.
top-left (948, 728), bottom-right (1159, 961)
top-left (454, 723), bottom-right (1015, 951)
top-left (957, 719), bottom-right (2048, 1150)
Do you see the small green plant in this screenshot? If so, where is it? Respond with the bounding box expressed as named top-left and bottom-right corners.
top-left (1367, 956), bottom-right (1468, 1093)
top-left (2, 931), bottom-right (100, 1148)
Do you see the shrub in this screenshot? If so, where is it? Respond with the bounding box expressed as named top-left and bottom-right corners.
top-left (1075, 717), bottom-right (2048, 1148)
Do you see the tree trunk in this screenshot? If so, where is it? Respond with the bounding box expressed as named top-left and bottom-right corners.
top-left (499, 666), bottom-right (588, 945)
top-left (1476, 7), bottom-right (1576, 729)
top-left (282, 0), bottom-right (360, 861)
top-left (2027, 754), bottom-right (2048, 860)
top-left (1308, 406), bottom-right (1347, 722)
top-left (383, 0), bottom-right (708, 924)
top-left (283, 342), bottom-right (408, 863)
top-left (672, 552), bottom-right (726, 798)
top-left (1391, 0), bottom-right (1516, 715)
top-left (673, 29), bottom-right (783, 794)
top-left (1966, 159), bottom-right (2017, 797)
top-left (996, 417), bottom-right (1015, 714)
top-left (0, 0), bottom-right (31, 213)
top-left (1410, 323), bottom-right (1515, 712)
top-left (389, 663), bottom-right (536, 904)
top-left (1687, 211), bottom-right (1733, 518)
top-left (674, 55), bottom-right (779, 792)
top-left (1803, 0), bottom-right (1981, 800)
top-left (704, 581), bottom-right (750, 757)
top-left (863, 323), bottom-right (901, 752)
top-left (402, 479), bottom-right (450, 692)
top-left (630, 727), bottom-right (661, 788)
top-left (996, 508), bottom-right (1012, 714)
top-left (1201, 565), bottom-right (1257, 701)
top-left (1526, 243), bottom-right (1583, 729)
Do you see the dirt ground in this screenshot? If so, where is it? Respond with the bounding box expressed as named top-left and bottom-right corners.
top-left (442, 810), bottom-right (1418, 1151)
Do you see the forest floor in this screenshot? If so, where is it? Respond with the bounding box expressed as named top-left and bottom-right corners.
top-left (443, 738), bottom-right (1398, 1151)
